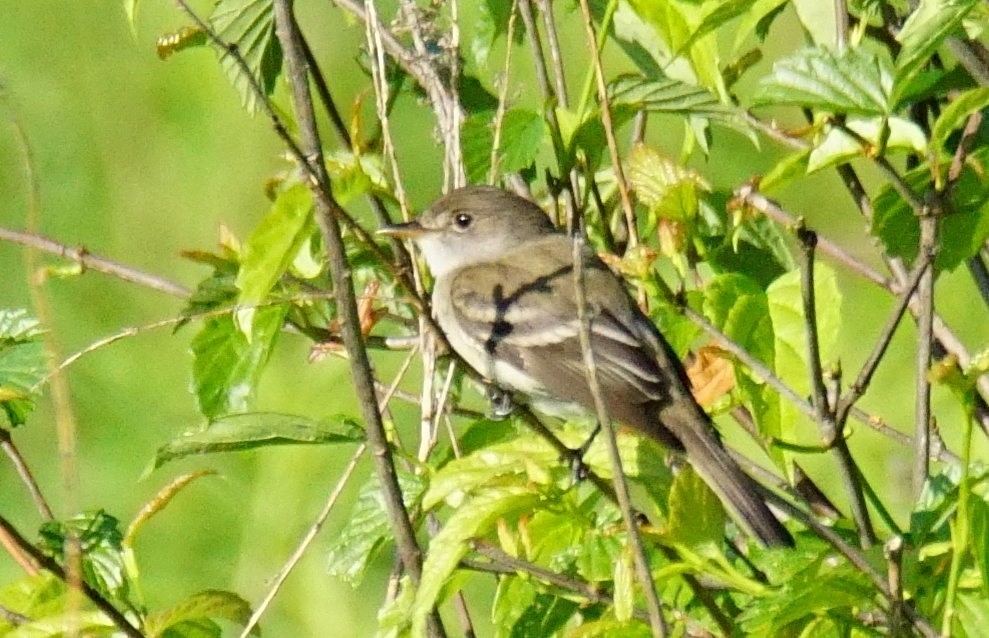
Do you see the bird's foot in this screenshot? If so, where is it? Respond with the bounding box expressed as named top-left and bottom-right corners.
top-left (561, 422), bottom-right (602, 483)
top-left (486, 385), bottom-right (514, 421)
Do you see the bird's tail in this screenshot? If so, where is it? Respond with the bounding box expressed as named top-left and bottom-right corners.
top-left (658, 400), bottom-right (793, 547)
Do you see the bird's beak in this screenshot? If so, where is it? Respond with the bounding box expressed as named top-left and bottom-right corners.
top-left (377, 220), bottom-right (426, 238)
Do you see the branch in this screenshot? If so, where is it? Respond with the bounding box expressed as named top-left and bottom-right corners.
top-left (571, 236), bottom-right (666, 636)
top-left (913, 205), bottom-right (937, 497)
top-left (0, 227), bottom-right (189, 298)
top-left (270, 4), bottom-right (445, 637)
top-left (0, 429), bottom-right (54, 520)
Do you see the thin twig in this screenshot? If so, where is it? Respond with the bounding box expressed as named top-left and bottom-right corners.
top-left (576, 0), bottom-right (637, 249)
top-left (489, 0), bottom-right (519, 184)
top-left (0, 227), bottom-right (189, 298)
top-left (913, 204), bottom-right (937, 497)
top-left (271, 5), bottom-right (445, 637)
top-left (534, 0), bottom-right (569, 108)
top-left (570, 236), bottom-right (666, 636)
top-left (0, 429), bottom-right (54, 520)
top-left (238, 444), bottom-right (367, 638)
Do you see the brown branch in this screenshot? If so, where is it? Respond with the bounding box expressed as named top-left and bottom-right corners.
top-left (270, 4), bottom-right (445, 637)
top-left (0, 227), bottom-right (189, 298)
top-left (571, 236), bottom-right (666, 635)
top-left (0, 429), bottom-right (54, 520)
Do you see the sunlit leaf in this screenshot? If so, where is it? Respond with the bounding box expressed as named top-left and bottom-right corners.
top-left (151, 412), bottom-right (362, 469)
top-left (38, 511), bottom-right (129, 603)
top-left (189, 305), bottom-right (288, 419)
top-left (807, 117), bottom-right (927, 173)
top-left (209, 0), bottom-right (283, 115)
top-left (930, 87), bottom-right (989, 152)
top-left (144, 590), bottom-right (256, 637)
top-left (411, 487), bottom-right (540, 635)
top-left (754, 46), bottom-right (894, 116)
top-left (896, 0), bottom-right (979, 87)
top-left (156, 26), bottom-right (207, 60)
top-left (235, 183), bottom-right (312, 336)
top-left (0, 309), bottom-right (46, 427)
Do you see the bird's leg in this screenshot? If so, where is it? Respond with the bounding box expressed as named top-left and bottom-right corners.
top-left (562, 421), bottom-right (602, 483)
top-left (485, 385), bottom-right (515, 420)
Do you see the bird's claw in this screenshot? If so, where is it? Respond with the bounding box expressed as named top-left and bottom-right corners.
top-left (486, 385), bottom-right (514, 420)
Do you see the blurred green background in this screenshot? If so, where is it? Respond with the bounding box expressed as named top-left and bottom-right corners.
top-left (0, 1), bottom-right (986, 636)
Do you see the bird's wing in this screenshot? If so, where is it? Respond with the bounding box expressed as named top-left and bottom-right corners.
top-left (446, 237), bottom-right (674, 434)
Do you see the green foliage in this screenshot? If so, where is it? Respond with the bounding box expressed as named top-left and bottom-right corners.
top-left (150, 412), bottom-right (363, 470)
top-left (4, 0), bottom-right (989, 635)
top-left (0, 309), bottom-right (45, 427)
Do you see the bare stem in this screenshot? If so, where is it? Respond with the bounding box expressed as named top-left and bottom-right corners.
top-left (271, 3), bottom-right (444, 636)
top-left (570, 236), bottom-right (666, 636)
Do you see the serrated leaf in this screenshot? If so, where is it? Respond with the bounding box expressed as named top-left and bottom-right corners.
top-left (0, 309), bottom-right (46, 427)
top-left (608, 73), bottom-right (750, 139)
top-left (498, 109), bottom-right (546, 174)
top-left (38, 511), bottom-right (129, 604)
top-left (144, 590), bottom-right (256, 638)
top-left (754, 46), bottom-right (894, 116)
top-left (327, 472), bottom-right (425, 587)
top-left (667, 465), bottom-right (724, 549)
top-left (930, 87), bottom-right (989, 152)
top-left (189, 304), bottom-right (287, 419)
top-left (956, 592), bottom-right (989, 635)
top-left (235, 183), bottom-right (312, 336)
top-left (628, 144), bottom-right (710, 221)
top-left (895, 0), bottom-right (979, 87)
top-left (411, 487), bottom-right (540, 635)
top-left (209, 0), bottom-right (283, 115)
top-left (5, 610), bottom-right (116, 636)
top-left (0, 573), bottom-right (65, 634)
top-left (461, 110), bottom-right (495, 184)
top-left (423, 436), bottom-right (559, 510)
top-left (151, 412), bottom-right (362, 469)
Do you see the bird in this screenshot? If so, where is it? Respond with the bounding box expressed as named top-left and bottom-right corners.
top-left (379, 185), bottom-right (793, 547)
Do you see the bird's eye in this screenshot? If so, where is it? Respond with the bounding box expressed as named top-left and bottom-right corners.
top-left (453, 212), bottom-right (472, 229)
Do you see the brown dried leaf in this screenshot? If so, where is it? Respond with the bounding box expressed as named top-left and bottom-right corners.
top-left (686, 345), bottom-right (736, 407)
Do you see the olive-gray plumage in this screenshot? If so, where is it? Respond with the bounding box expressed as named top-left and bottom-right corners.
top-left (381, 185), bottom-right (792, 547)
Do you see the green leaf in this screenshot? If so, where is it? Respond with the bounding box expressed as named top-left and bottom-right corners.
top-left (792, 0), bottom-right (837, 46)
top-left (872, 149), bottom-right (989, 271)
top-left (766, 265), bottom-right (842, 398)
top-left (235, 183), bottom-right (312, 335)
top-left (509, 593), bottom-right (581, 638)
top-left (628, 144), bottom-right (710, 222)
top-left (0, 309), bottom-right (46, 427)
top-left (145, 590), bottom-right (256, 638)
top-left (412, 487), bottom-right (540, 635)
top-left (423, 435), bottom-right (560, 510)
top-left (703, 274), bottom-right (782, 447)
top-left (667, 465), bottom-right (725, 549)
top-left (807, 116), bottom-right (927, 173)
top-left (732, 0), bottom-right (789, 51)
top-left (327, 472), bottom-right (426, 587)
top-left (498, 109), bottom-right (546, 174)
top-left (930, 87), bottom-right (989, 152)
top-left (754, 46), bottom-right (894, 116)
top-left (38, 511), bottom-right (129, 604)
top-left (956, 592), bottom-right (989, 636)
top-left (461, 110), bottom-right (495, 184)
top-left (612, 544), bottom-right (635, 622)
top-left (471, 0), bottom-right (518, 67)
top-left (189, 304), bottom-right (287, 419)
top-left (151, 412), bottom-right (362, 469)
top-left (3, 610), bottom-right (116, 636)
top-left (608, 74), bottom-right (749, 134)
top-left (895, 0), bottom-right (979, 87)
top-left (970, 497), bottom-right (989, 596)
top-left (209, 0), bottom-right (283, 115)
